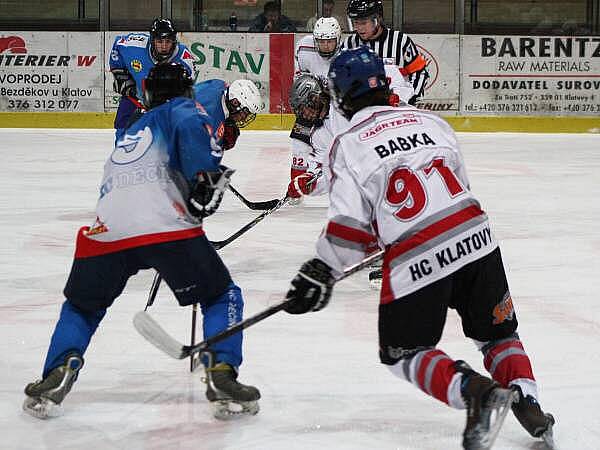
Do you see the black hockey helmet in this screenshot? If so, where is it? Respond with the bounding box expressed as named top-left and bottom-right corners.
top-left (149, 18), bottom-right (178, 62)
top-left (143, 62), bottom-right (193, 109)
top-left (346, 0), bottom-right (383, 19)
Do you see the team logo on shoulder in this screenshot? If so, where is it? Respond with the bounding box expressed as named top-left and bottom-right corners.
top-left (492, 295), bottom-right (515, 325)
top-left (112, 127), bottom-right (154, 165)
top-left (130, 59), bottom-right (143, 72)
top-left (217, 122), bottom-right (225, 139)
top-left (359, 115), bottom-right (422, 141)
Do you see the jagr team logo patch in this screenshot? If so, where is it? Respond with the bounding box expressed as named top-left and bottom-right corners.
top-left (130, 59), bottom-right (143, 72)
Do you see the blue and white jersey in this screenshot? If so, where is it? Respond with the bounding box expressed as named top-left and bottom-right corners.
top-left (109, 33), bottom-right (196, 101)
top-left (193, 79), bottom-right (227, 123)
top-left (191, 79), bottom-right (229, 147)
top-left (76, 97), bottom-right (223, 258)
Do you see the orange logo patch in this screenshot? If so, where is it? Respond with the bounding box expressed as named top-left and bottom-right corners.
top-left (492, 295), bottom-right (515, 325)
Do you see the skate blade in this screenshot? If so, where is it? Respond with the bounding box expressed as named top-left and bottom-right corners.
top-left (541, 421), bottom-right (558, 450)
top-left (211, 399), bottom-right (259, 421)
top-left (480, 388), bottom-right (518, 450)
top-left (22, 396), bottom-right (62, 419)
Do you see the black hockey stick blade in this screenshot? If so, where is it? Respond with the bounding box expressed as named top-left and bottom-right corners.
top-left (209, 195), bottom-right (290, 250)
top-left (228, 184), bottom-right (280, 211)
top-left (133, 249), bottom-right (384, 360)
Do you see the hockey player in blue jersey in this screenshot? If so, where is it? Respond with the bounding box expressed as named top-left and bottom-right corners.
top-left (192, 77), bottom-right (264, 152)
top-left (23, 63), bottom-right (263, 421)
top-left (109, 18), bottom-right (195, 134)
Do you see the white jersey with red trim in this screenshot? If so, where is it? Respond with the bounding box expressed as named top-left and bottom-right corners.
top-left (315, 105), bottom-right (498, 301)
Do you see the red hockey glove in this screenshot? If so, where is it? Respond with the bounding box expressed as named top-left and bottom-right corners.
top-left (287, 169), bottom-right (316, 198)
top-left (222, 118), bottom-right (240, 150)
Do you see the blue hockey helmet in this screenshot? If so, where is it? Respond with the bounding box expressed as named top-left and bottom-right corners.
top-left (328, 46), bottom-right (389, 119)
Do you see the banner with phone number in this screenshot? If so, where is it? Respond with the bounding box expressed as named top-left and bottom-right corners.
top-left (0, 32), bottom-right (103, 112)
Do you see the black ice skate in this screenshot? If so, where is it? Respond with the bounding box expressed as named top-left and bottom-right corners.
top-left (23, 352), bottom-right (83, 419)
top-left (368, 267), bottom-right (382, 289)
top-left (511, 386), bottom-right (556, 449)
top-left (457, 361), bottom-right (516, 450)
top-left (204, 359), bottom-right (260, 420)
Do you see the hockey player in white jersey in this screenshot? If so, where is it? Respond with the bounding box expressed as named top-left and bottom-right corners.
top-left (283, 47), bottom-right (555, 450)
top-left (295, 17), bottom-right (343, 78)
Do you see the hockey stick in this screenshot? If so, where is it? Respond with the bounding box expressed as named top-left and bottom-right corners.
top-left (228, 184), bottom-right (280, 211)
top-left (144, 193), bottom-right (289, 308)
top-left (142, 192), bottom-right (289, 368)
top-left (209, 194), bottom-right (290, 250)
top-left (133, 249), bottom-right (385, 361)
top-left (144, 272), bottom-right (162, 311)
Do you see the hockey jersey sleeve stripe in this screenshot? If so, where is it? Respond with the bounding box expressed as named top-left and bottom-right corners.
top-left (74, 226), bottom-right (205, 258)
top-left (325, 220), bottom-right (377, 249)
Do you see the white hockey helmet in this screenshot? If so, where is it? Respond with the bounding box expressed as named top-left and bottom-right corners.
top-left (313, 17), bottom-right (342, 58)
top-left (225, 79), bottom-right (264, 128)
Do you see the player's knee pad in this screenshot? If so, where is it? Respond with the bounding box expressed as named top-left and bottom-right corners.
top-left (381, 345), bottom-right (435, 381)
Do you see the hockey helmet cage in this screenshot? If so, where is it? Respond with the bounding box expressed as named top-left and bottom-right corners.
top-left (346, 0), bottom-right (383, 19)
top-left (289, 74), bottom-right (330, 126)
top-left (225, 80), bottom-right (264, 128)
top-left (313, 17), bottom-right (342, 58)
top-left (143, 62), bottom-right (193, 109)
top-left (328, 46), bottom-right (388, 119)
top-left (150, 18), bottom-right (178, 62)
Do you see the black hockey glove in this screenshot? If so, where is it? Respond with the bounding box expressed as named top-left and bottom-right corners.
top-left (188, 166), bottom-right (235, 218)
top-left (284, 258), bottom-right (335, 314)
top-left (222, 118), bottom-right (240, 150)
top-left (111, 68), bottom-right (136, 97)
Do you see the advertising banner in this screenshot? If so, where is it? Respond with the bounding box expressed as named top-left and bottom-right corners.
top-left (461, 35), bottom-right (600, 115)
top-left (0, 32), bottom-right (103, 112)
top-left (414, 34), bottom-right (460, 115)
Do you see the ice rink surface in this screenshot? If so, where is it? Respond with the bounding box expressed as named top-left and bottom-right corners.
top-left (1, 128), bottom-right (599, 450)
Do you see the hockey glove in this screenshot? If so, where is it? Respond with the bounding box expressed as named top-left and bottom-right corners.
top-left (111, 68), bottom-right (136, 97)
top-left (284, 258), bottom-right (334, 314)
top-left (222, 118), bottom-right (240, 150)
top-left (188, 166), bottom-right (235, 218)
top-left (287, 169), bottom-right (317, 198)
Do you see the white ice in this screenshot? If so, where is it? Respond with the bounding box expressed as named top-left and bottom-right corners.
top-left (1, 128), bottom-right (599, 450)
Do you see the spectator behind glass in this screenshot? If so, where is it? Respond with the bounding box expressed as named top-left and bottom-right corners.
top-left (306, 0), bottom-right (347, 31)
top-left (249, 1), bottom-right (297, 32)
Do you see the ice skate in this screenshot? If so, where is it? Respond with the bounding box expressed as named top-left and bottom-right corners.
top-left (368, 267), bottom-right (382, 289)
top-left (23, 352), bottom-right (83, 419)
top-left (458, 362), bottom-right (516, 450)
top-left (511, 386), bottom-right (556, 449)
top-left (204, 361), bottom-right (260, 420)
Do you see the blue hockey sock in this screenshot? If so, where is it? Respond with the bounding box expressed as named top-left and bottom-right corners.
top-left (42, 300), bottom-right (106, 378)
top-left (200, 282), bottom-right (244, 368)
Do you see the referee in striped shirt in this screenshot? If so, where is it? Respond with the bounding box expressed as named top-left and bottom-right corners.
top-left (343, 0), bottom-right (429, 105)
